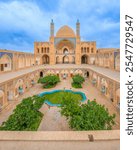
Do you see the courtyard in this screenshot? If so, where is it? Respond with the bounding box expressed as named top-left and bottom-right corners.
top-left (0, 74), bottom-right (120, 131)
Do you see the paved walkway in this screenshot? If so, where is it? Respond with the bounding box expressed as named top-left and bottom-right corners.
top-left (0, 64), bottom-right (120, 84)
top-left (38, 106), bottom-right (71, 131)
top-left (0, 77), bottom-right (120, 130)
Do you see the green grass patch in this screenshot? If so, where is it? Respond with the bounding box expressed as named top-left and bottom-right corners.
top-left (43, 91), bottom-right (82, 104)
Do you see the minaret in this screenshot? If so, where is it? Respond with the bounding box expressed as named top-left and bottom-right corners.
top-left (50, 19), bottom-right (54, 37)
top-left (76, 19), bottom-right (80, 37)
top-left (75, 19), bottom-right (81, 65)
top-left (49, 19), bottom-right (55, 65)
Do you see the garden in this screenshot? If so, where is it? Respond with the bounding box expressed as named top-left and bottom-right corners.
top-left (0, 74), bottom-right (116, 131)
top-left (38, 74), bottom-right (85, 89)
top-left (60, 96), bottom-right (116, 130)
top-left (0, 96), bottom-right (45, 131)
top-left (43, 91), bottom-right (82, 104)
top-left (38, 75), bottom-right (60, 88)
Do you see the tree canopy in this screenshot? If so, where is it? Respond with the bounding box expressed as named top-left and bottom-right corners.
top-left (38, 75), bottom-right (60, 88)
top-left (0, 96), bottom-right (44, 131)
top-left (72, 74), bottom-right (85, 88)
top-left (60, 97), bottom-right (115, 130)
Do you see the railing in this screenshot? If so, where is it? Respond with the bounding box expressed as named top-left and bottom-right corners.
top-left (56, 52), bottom-right (75, 55)
top-left (56, 62), bottom-right (75, 64)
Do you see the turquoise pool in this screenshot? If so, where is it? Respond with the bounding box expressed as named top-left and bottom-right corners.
top-left (38, 89), bottom-right (87, 107)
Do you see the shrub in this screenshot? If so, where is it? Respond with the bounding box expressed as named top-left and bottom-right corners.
top-left (60, 98), bottom-right (116, 130)
top-left (72, 74), bottom-right (85, 88)
top-left (0, 96), bottom-right (44, 131)
top-left (72, 82), bottom-right (82, 88)
top-left (38, 75), bottom-right (60, 88)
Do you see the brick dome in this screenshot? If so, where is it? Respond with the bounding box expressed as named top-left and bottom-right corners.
top-left (56, 25), bottom-right (75, 37)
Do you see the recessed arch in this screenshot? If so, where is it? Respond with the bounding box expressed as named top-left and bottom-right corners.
top-left (115, 54), bottom-right (120, 71)
top-left (63, 48), bottom-right (69, 54)
top-left (40, 71), bottom-right (43, 77)
top-left (42, 54), bottom-right (50, 64)
top-left (56, 56), bottom-right (60, 64)
top-left (15, 79), bottom-right (24, 96)
top-left (0, 54), bottom-right (12, 71)
top-left (81, 55), bottom-right (88, 64)
top-left (0, 90), bottom-right (4, 108)
top-left (63, 56), bottom-right (69, 64)
top-left (18, 55), bottom-right (25, 68)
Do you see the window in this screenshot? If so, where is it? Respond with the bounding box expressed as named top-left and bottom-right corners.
top-left (37, 48), bottom-right (39, 53)
top-left (84, 47), bottom-right (86, 53)
top-left (47, 47), bottom-right (49, 53)
top-left (87, 47), bottom-right (89, 53)
top-left (81, 47), bottom-right (83, 53)
top-left (41, 48), bottom-right (43, 53)
top-left (5, 64), bottom-right (7, 67)
top-left (91, 48), bottom-right (93, 53)
top-left (0, 64), bottom-right (4, 71)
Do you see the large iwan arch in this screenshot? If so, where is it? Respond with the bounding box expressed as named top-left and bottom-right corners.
top-left (81, 55), bottom-right (88, 64)
top-left (42, 55), bottom-right (50, 64)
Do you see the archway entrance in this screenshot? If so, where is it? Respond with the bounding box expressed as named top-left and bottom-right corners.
top-left (87, 71), bottom-right (89, 77)
top-left (40, 71), bottom-right (43, 77)
top-left (42, 55), bottom-right (50, 64)
top-left (81, 55), bottom-right (88, 64)
top-left (63, 48), bottom-right (69, 54)
top-left (63, 56), bottom-right (69, 64)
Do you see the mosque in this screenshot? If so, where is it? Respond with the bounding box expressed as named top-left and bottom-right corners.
top-left (0, 20), bottom-right (120, 113)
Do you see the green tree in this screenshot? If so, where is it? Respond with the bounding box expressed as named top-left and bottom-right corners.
top-left (38, 75), bottom-right (60, 88)
top-left (60, 98), bottom-right (116, 130)
top-left (0, 96), bottom-right (44, 131)
top-left (69, 100), bottom-right (115, 130)
top-left (60, 92), bottom-right (81, 119)
top-left (72, 74), bottom-right (85, 88)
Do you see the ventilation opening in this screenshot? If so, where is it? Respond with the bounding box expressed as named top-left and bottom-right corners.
top-left (88, 134), bottom-right (94, 142)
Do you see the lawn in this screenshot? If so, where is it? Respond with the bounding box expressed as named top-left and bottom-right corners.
top-left (43, 91), bottom-right (82, 104)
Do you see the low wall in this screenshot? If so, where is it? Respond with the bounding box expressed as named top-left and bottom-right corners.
top-left (0, 130), bottom-right (120, 142)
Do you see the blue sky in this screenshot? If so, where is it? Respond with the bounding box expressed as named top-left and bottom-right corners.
top-left (0, 0), bottom-right (120, 53)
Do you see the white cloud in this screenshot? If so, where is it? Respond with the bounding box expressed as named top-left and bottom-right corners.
top-left (0, 0), bottom-right (120, 51)
top-left (0, 1), bottom-right (51, 39)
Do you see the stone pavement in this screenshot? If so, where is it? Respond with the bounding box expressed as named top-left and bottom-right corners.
top-left (38, 106), bottom-right (71, 131)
